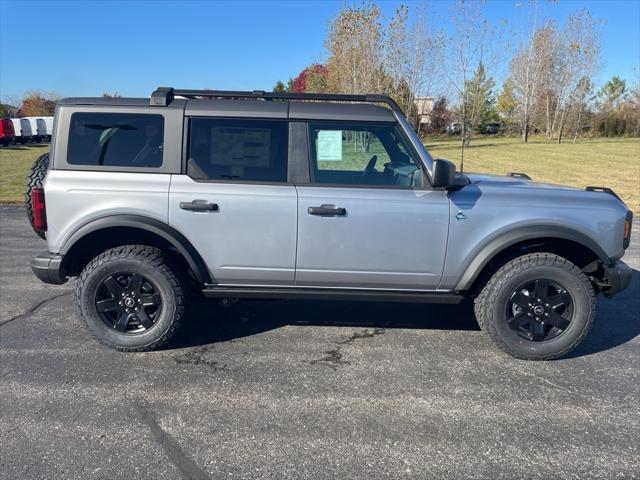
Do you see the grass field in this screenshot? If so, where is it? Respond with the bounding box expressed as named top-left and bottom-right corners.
top-left (0, 145), bottom-right (50, 204)
top-left (0, 136), bottom-right (638, 210)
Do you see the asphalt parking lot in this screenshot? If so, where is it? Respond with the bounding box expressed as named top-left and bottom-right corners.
top-left (1, 204), bottom-right (639, 480)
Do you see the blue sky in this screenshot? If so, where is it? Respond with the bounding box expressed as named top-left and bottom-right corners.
top-left (1, 0), bottom-right (638, 102)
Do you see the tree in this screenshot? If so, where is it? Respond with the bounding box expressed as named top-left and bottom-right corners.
top-left (463, 62), bottom-right (496, 136)
top-left (551, 10), bottom-right (601, 143)
top-left (599, 76), bottom-right (627, 108)
top-left (18, 91), bottom-right (59, 116)
top-left (509, 22), bottom-right (555, 142)
top-left (497, 79), bottom-right (517, 128)
top-left (441, 0), bottom-right (506, 167)
top-left (272, 80), bottom-right (286, 93)
top-left (571, 77), bottom-right (594, 142)
top-left (325, 2), bottom-right (385, 95)
top-left (384, 3), bottom-right (442, 129)
top-left (324, 1), bottom-right (441, 131)
top-left (428, 96), bottom-right (451, 134)
top-left (291, 64), bottom-right (329, 93)
top-left (596, 76), bottom-right (628, 137)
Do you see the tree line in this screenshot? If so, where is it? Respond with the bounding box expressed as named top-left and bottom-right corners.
top-left (274, 1), bottom-right (640, 148)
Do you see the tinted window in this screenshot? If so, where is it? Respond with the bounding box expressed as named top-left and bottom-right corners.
top-left (68, 113), bottom-right (164, 167)
top-left (188, 118), bottom-right (288, 182)
top-left (309, 123), bottom-right (422, 187)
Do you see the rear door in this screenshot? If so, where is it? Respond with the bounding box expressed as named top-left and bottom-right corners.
top-left (295, 122), bottom-right (450, 290)
top-left (169, 116), bottom-right (297, 286)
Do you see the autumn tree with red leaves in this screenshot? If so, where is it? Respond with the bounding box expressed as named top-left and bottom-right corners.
top-left (290, 64), bottom-right (329, 93)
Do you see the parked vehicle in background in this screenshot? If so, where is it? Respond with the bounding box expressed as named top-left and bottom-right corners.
top-left (36, 117), bottom-right (53, 142)
top-left (484, 122), bottom-right (500, 134)
top-left (0, 118), bottom-right (16, 146)
top-left (446, 121), bottom-right (462, 135)
top-left (9, 118), bottom-right (34, 144)
top-left (26, 87), bottom-right (633, 360)
top-left (22, 117), bottom-right (43, 143)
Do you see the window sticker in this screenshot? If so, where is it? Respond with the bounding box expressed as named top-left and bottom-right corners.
top-left (316, 130), bottom-right (342, 161)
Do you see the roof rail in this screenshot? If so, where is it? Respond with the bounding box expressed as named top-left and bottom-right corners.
top-left (150, 87), bottom-right (404, 114)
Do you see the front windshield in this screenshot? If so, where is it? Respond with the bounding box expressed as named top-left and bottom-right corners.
top-left (395, 112), bottom-right (434, 176)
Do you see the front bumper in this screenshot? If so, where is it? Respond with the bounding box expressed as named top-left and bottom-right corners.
top-left (30, 252), bottom-right (67, 285)
top-left (603, 260), bottom-right (632, 298)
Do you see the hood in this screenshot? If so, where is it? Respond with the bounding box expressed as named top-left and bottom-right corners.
top-left (464, 172), bottom-right (581, 192)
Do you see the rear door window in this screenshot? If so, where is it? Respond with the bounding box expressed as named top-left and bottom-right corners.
top-left (67, 113), bottom-right (164, 167)
top-left (187, 118), bottom-right (288, 183)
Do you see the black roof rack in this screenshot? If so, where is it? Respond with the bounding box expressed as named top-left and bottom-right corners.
top-left (150, 87), bottom-right (403, 114)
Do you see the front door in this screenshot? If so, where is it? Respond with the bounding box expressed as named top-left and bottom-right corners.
top-left (295, 122), bottom-right (450, 290)
top-left (169, 117), bottom-right (297, 286)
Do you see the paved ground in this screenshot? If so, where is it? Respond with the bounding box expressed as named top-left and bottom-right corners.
top-left (1, 204), bottom-right (638, 480)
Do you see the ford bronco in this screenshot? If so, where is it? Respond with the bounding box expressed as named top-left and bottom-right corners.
top-left (27, 87), bottom-right (633, 359)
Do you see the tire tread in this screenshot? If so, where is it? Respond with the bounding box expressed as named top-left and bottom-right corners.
top-left (474, 252), bottom-right (596, 360)
top-left (75, 245), bottom-right (185, 352)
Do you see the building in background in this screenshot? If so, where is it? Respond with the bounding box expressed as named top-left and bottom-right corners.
top-left (414, 96), bottom-right (435, 127)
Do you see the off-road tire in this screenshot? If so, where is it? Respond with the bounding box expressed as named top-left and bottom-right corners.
top-left (25, 152), bottom-right (49, 239)
top-left (75, 245), bottom-right (185, 352)
top-left (474, 252), bottom-right (596, 360)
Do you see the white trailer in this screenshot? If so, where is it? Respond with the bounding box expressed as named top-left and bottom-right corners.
top-left (10, 118), bottom-right (35, 144)
top-left (22, 118), bottom-right (42, 142)
top-left (35, 117), bottom-right (54, 142)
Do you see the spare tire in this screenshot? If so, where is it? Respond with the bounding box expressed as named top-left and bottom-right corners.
top-left (25, 153), bottom-right (49, 239)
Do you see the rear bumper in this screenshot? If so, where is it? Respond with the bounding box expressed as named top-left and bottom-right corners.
top-left (30, 252), bottom-right (67, 285)
top-left (603, 260), bottom-right (632, 298)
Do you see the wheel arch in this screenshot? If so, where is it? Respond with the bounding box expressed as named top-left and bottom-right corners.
top-left (60, 215), bottom-right (212, 284)
top-left (456, 225), bottom-right (611, 293)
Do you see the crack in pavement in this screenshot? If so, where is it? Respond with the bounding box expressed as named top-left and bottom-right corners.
top-left (310, 328), bottom-right (385, 371)
top-left (174, 344), bottom-right (228, 371)
top-left (135, 399), bottom-right (212, 480)
top-left (0, 291), bottom-right (72, 327)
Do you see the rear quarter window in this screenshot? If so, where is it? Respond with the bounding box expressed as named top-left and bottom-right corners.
top-left (67, 112), bottom-right (164, 168)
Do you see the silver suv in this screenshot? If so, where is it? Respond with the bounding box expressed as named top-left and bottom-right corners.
top-left (27, 87), bottom-right (633, 360)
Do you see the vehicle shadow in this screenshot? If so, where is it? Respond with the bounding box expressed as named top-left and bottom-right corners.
top-left (169, 270), bottom-right (640, 358)
top-left (566, 269), bottom-right (640, 358)
top-left (170, 297), bottom-right (479, 349)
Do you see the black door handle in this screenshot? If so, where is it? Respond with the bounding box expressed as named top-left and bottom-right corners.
top-left (308, 204), bottom-right (347, 216)
top-left (180, 200), bottom-right (219, 212)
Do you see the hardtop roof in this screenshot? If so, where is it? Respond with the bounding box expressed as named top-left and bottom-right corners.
top-left (58, 96), bottom-right (396, 122)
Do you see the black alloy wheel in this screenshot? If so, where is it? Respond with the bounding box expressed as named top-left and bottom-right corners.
top-left (95, 272), bottom-right (162, 334)
top-left (506, 278), bottom-right (573, 342)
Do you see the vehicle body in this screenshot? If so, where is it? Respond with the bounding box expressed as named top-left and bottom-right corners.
top-left (22, 117), bottom-right (47, 143)
top-left (10, 118), bottom-right (34, 144)
top-left (37, 116), bottom-right (53, 142)
top-left (28, 88), bottom-right (633, 359)
top-left (0, 118), bottom-right (15, 146)
top-left (446, 121), bottom-right (462, 135)
top-left (484, 122), bottom-right (500, 134)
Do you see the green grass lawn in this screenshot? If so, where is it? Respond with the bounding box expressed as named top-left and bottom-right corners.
top-left (0, 145), bottom-right (50, 204)
top-left (1, 136), bottom-right (638, 210)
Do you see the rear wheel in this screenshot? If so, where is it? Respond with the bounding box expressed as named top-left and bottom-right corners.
top-left (75, 245), bottom-right (185, 352)
top-left (474, 253), bottom-right (596, 360)
top-left (24, 153), bottom-right (49, 239)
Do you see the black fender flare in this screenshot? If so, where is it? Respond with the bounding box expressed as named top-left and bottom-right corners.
top-left (60, 215), bottom-right (212, 284)
top-left (454, 225), bottom-right (612, 291)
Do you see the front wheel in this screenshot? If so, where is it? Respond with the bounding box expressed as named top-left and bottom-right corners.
top-left (75, 245), bottom-right (185, 352)
top-left (474, 253), bottom-right (596, 360)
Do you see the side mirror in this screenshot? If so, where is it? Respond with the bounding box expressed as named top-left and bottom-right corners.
top-left (431, 159), bottom-right (456, 188)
